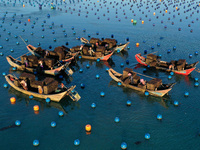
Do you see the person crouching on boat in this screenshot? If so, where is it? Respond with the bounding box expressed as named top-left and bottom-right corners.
top-left (20, 80), bottom-right (28, 90)
top-left (169, 64), bottom-right (174, 70)
top-left (140, 79), bottom-right (146, 85)
top-left (24, 57), bottom-right (29, 67)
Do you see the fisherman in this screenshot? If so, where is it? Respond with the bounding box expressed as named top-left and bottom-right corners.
top-left (140, 79), bottom-right (146, 85)
top-left (88, 47), bottom-right (95, 56)
top-left (24, 57), bottom-right (29, 67)
top-left (38, 60), bottom-right (44, 70)
top-left (20, 80), bottom-right (28, 90)
top-left (169, 64), bottom-right (174, 70)
top-left (44, 50), bottom-right (50, 58)
top-left (128, 72), bottom-right (134, 84)
top-left (38, 85), bottom-right (43, 94)
top-left (80, 44), bottom-right (84, 51)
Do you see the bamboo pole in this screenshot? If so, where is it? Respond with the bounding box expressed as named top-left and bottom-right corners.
top-left (19, 35), bottom-right (28, 46)
top-left (133, 71), bottom-right (155, 79)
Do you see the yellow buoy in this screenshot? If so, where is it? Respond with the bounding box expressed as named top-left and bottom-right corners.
top-left (165, 10), bottom-right (168, 13)
top-left (131, 19), bottom-right (133, 23)
top-left (10, 97), bottom-right (16, 104)
top-left (153, 12), bottom-right (155, 15)
top-left (85, 124), bottom-right (91, 132)
top-left (142, 20), bottom-right (144, 24)
top-left (33, 105), bottom-right (39, 111)
top-left (136, 43), bottom-right (139, 47)
top-left (23, 4), bottom-right (25, 7)
top-left (176, 7), bottom-right (178, 10)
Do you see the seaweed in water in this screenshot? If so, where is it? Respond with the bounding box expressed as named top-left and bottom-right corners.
top-left (0, 124), bottom-right (16, 131)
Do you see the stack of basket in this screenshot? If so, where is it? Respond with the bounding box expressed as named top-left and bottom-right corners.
top-left (145, 54), bottom-right (157, 65)
top-left (177, 59), bottom-right (186, 71)
top-left (146, 78), bottom-right (162, 90)
top-left (43, 77), bottom-right (58, 94)
top-left (102, 38), bottom-right (117, 49)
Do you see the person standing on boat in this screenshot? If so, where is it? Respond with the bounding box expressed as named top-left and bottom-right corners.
top-left (140, 79), bottom-right (146, 85)
top-left (88, 47), bottom-right (94, 56)
top-left (39, 60), bottom-right (44, 70)
top-left (128, 72), bottom-right (134, 84)
top-left (24, 57), bottom-right (29, 67)
top-left (38, 86), bottom-right (43, 94)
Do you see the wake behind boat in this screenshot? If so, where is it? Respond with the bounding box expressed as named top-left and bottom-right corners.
top-left (135, 53), bottom-right (199, 75)
top-left (108, 68), bottom-right (175, 97)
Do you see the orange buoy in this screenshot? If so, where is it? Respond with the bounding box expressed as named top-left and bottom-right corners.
top-left (142, 20), bottom-right (144, 24)
top-left (33, 105), bottom-right (39, 111)
top-left (131, 19), bottom-right (133, 23)
top-left (10, 97), bottom-right (16, 104)
top-left (23, 4), bottom-right (25, 7)
top-left (28, 19), bottom-right (30, 22)
top-left (176, 7), bottom-right (178, 10)
top-left (136, 43), bottom-right (139, 47)
top-left (85, 124), bottom-right (91, 132)
top-left (165, 10), bottom-right (168, 13)
top-left (153, 12), bottom-right (155, 15)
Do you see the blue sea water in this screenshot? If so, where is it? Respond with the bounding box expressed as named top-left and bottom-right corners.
top-left (0, 0), bottom-right (200, 149)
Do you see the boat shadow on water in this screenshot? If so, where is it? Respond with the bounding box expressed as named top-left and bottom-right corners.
top-left (109, 80), bottom-right (173, 109)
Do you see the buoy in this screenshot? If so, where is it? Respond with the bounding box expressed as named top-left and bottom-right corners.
top-left (136, 43), bottom-right (139, 47)
top-left (194, 81), bottom-right (199, 87)
top-left (195, 77), bottom-right (198, 82)
top-left (106, 68), bottom-right (109, 72)
top-left (51, 121), bottom-right (56, 127)
top-left (100, 92), bottom-right (105, 97)
top-left (15, 120), bottom-right (21, 126)
top-left (195, 51), bottom-right (198, 55)
top-left (126, 100), bottom-right (131, 106)
top-left (91, 103), bottom-right (96, 108)
top-left (118, 82), bottom-right (122, 86)
top-left (85, 124), bottom-right (91, 132)
top-left (33, 105), bottom-right (39, 111)
top-left (96, 74), bottom-right (100, 79)
top-left (97, 58), bottom-right (100, 62)
top-left (174, 101), bottom-right (179, 106)
top-left (46, 98), bottom-right (51, 103)
top-left (157, 114), bottom-right (162, 120)
top-left (151, 46), bottom-right (154, 49)
top-left (79, 69), bottom-right (83, 73)
top-left (144, 50), bottom-right (147, 54)
top-left (86, 64), bottom-right (90, 68)
top-left (74, 139), bottom-right (80, 146)
top-left (143, 68), bottom-right (147, 73)
top-left (120, 63), bottom-right (124, 67)
top-left (33, 140), bottom-right (39, 146)
top-left (115, 117), bottom-right (120, 123)
top-left (167, 49), bottom-right (171, 53)
top-left (168, 75), bottom-right (172, 79)
top-left (126, 60), bottom-right (129, 64)
top-left (170, 72), bottom-right (174, 76)
top-left (145, 91), bottom-right (149, 96)
top-left (78, 56), bottom-right (82, 59)
top-left (16, 42), bottom-right (19, 45)
top-left (0, 52), bottom-right (3, 56)
top-left (81, 83), bottom-right (85, 89)
top-left (29, 95), bottom-right (33, 99)
top-left (184, 92), bottom-right (189, 97)
top-left (173, 46), bottom-right (176, 50)
top-left (2, 72), bottom-right (6, 76)
top-left (157, 43), bottom-right (160, 46)
top-left (131, 19), bottom-right (133, 23)
top-left (145, 133), bottom-right (150, 139)
top-left (28, 19), bottom-right (30, 22)
top-left (189, 54), bottom-right (192, 58)
top-left (10, 97), bottom-right (16, 104)
top-left (4, 83), bottom-right (8, 88)
top-left (121, 142), bottom-right (127, 149)
top-left (165, 10), bottom-right (168, 13)
top-left (58, 111), bottom-right (64, 117)
top-left (133, 20), bottom-right (137, 24)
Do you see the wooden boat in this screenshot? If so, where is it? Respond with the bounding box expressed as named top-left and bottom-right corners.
top-left (26, 44), bottom-right (78, 63)
top-left (80, 51), bottom-right (114, 61)
top-left (112, 42), bottom-right (130, 52)
top-left (6, 55), bottom-right (69, 76)
top-left (80, 37), bottom-right (89, 43)
top-left (108, 68), bottom-right (176, 97)
top-left (5, 74), bottom-right (78, 102)
top-left (135, 53), bottom-right (199, 75)
top-left (80, 37), bottom-right (129, 52)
